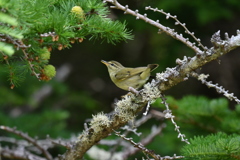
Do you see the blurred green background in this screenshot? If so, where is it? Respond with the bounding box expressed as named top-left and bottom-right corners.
top-left (1, 0), bottom-right (240, 158)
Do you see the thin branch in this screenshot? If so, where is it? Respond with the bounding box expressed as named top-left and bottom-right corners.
top-left (160, 94), bottom-right (190, 144)
top-left (0, 126), bottom-right (53, 160)
top-left (157, 30), bottom-right (240, 91)
top-left (22, 49), bottom-right (40, 79)
top-left (122, 124), bottom-right (166, 159)
top-left (191, 72), bottom-right (240, 104)
top-left (104, 0), bottom-right (204, 54)
top-left (0, 34), bottom-right (40, 80)
top-left (120, 126), bottom-right (142, 137)
top-left (143, 101), bottom-right (151, 115)
top-left (145, 6), bottom-right (206, 51)
top-left (114, 129), bottom-right (184, 160)
top-left (50, 138), bottom-right (72, 150)
top-left (1, 147), bottom-right (47, 160)
top-left (113, 129), bottom-right (161, 159)
top-left (0, 34), bottom-right (30, 50)
top-left (0, 51), bottom-right (15, 88)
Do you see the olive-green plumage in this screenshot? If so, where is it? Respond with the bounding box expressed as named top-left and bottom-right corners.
top-left (101, 60), bottom-right (159, 91)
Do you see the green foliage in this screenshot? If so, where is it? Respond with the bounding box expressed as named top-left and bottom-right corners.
top-left (154, 96), bottom-right (240, 134)
top-left (5, 62), bottom-right (28, 87)
top-left (0, 6), bottom-right (23, 56)
top-left (0, 0), bottom-right (133, 87)
top-left (152, 96), bottom-right (240, 158)
top-left (0, 74), bottom-right (101, 138)
top-left (0, 109), bottom-right (69, 138)
top-left (82, 16), bottom-right (132, 44)
top-left (0, 42), bottom-right (14, 56)
top-left (181, 132), bottom-right (240, 160)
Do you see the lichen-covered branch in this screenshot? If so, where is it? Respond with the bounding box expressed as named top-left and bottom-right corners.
top-left (157, 31), bottom-right (240, 91)
top-left (62, 1), bottom-right (240, 159)
top-left (191, 72), bottom-right (240, 103)
top-left (160, 94), bottom-right (190, 144)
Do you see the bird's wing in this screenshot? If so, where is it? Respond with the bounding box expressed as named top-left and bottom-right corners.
top-left (115, 67), bottom-right (147, 80)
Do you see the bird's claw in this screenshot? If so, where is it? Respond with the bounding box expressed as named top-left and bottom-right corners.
top-left (128, 87), bottom-right (139, 95)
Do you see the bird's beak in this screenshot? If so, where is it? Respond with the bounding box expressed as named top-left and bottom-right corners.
top-left (101, 60), bottom-right (108, 66)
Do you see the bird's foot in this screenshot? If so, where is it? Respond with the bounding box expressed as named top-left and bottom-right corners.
top-left (128, 87), bottom-right (139, 95)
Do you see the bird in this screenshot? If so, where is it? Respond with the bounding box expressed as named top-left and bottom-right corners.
top-left (101, 60), bottom-right (158, 91)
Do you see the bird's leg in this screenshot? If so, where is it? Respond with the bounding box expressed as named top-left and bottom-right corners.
top-left (128, 87), bottom-right (139, 95)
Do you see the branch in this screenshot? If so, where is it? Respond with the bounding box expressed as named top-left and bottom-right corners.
top-left (104, 0), bottom-right (205, 54)
top-left (113, 130), bottom-right (161, 159)
top-left (63, 29), bottom-right (240, 160)
top-left (191, 72), bottom-right (240, 103)
top-left (160, 94), bottom-right (190, 144)
top-left (145, 6), bottom-right (206, 50)
top-left (1, 147), bottom-right (47, 160)
top-left (157, 30), bottom-right (240, 91)
top-left (62, 1), bottom-right (240, 159)
top-left (122, 124), bottom-right (166, 159)
top-left (0, 126), bottom-right (53, 160)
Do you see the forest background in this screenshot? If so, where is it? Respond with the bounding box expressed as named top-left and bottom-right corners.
top-left (1, 0), bottom-right (240, 159)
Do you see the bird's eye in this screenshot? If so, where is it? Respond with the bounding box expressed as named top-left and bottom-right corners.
top-left (110, 63), bottom-right (115, 66)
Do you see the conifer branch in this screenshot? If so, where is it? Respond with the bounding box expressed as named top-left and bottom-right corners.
top-left (22, 49), bottom-right (40, 79)
top-left (0, 0), bottom-right (132, 87)
top-left (181, 132), bottom-right (240, 159)
top-left (0, 51), bottom-right (15, 88)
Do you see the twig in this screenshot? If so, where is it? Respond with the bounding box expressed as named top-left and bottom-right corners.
top-left (114, 128), bottom-right (184, 160)
top-left (104, 0), bottom-right (204, 54)
top-left (135, 112), bottom-right (153, 126)
top-left (0, 51), bottom-right (15, 88)
top-left (50, 139), bottom-right (72, 150)
top-left (1, 147), bottom-right (47, 160)
top-left (113, 129), bottom-right (161, 159)
top-left (145, 6), bottom-right (206, 51)
top-left (22, 49), bottom-right (40, 79)
top-left (160, 94), bottom-right (190, 144)
top-left (122, 124), bottom-right (166, 159)
top-left (0, 126), bottom-right (52, 160)
top-left (143, 101), bottom-right (151, 115)
top-left (0, 34), bottom-right (30, 50)
top-left (0, 34), bottom-right (39, 79)
top-left (191, 72), bottom-right (240, 104)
